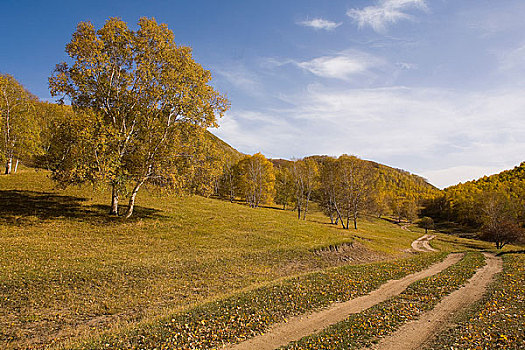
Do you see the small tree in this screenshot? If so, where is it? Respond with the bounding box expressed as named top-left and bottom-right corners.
top-left (401, 198), bottom-right (419, 223)
top-left (319, 156), bottom-right (339, 224)
top-left (479, 192), bottom-right (523, 249)
top-left (335, 155), bottom-right (374, 230)
top-left (274, 164), bottom-right (294, 210)
top-left (217, 160), bottom-right (237, 202)
top-left (48, 17), bottom-right (229, 218)
top-left (291, 158), bottom-right (319, 220)
top-left (419, 216), bottom-right (434, 234)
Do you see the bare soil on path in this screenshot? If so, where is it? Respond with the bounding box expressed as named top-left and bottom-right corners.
top-left (370, 252), bottom-right (502, 350)
top-left (411, 234), bottom-right (437, 252)
top-left (225, 253), bottom-right (463, 350)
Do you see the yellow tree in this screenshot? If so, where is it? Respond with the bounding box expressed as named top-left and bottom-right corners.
top-left (335, 155), bottom-right (375, 230)
top-left (48, 17), bottom-right (229, 218)
top-left (0, 74), bottom-right (40, 174)
top-left (291, 158), bottom-right (319, 220)
top-left (319, 156), bottom-right (340, 224)
top-left (234, 153), bottom-right (275, 208)
top-left (274, 164), bottom-right (295, 210)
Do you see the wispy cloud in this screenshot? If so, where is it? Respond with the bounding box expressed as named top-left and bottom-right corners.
top-left (296, 50), bottom-right (384, 81)
top-left (347, 0), bottom-right (427, 33)
top-left (498, 42), bottom-right (525, 72)
top-left (216, 65), bottom-right (262, 96)
top-left (298, 18), bottom-right (342, 31)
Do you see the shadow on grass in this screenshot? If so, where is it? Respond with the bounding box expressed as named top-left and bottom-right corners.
top-left (0, 190), bottom-right (163, 225)
top-left (496, 249), bottom-right (525, 256)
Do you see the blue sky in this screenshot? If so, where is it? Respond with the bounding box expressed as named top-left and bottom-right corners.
top-left (1, 0), bottom-right (524, 188)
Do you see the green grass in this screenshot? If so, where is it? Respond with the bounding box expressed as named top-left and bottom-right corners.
top-left (0, 168), bottom-right (425, 349)
top-left (425, 253), bottom-right (525, 350)
top-left (282, 252), bottom-right (485, 349)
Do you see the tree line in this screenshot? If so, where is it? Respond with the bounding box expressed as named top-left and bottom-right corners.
top-left (214, 153), bottom-right (439, 230)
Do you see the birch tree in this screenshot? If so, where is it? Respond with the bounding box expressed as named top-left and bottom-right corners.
top-left (48, 17), bottom-right (229, 218)
top-left (291, 158), bottom-right (319, 220)
top-left (0, 74), bottom-right (39, 174)
top-left (335, 155), bottom-right (375, 230)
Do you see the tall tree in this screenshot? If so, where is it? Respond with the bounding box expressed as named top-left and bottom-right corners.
top-left (319, 156), bottom-right (340, 224)
top-left (234, 153), bottom-right (275, 208)
top-left (335, 155), bottom-right (374, 230)
top-left (291, 158), bottom-right (319, 220)
top-left (274, 164), bottom-right (295, 210)
top-left (0, 74), bottom-right (40, 174)
top-left (48, 17), bottom-right (229, 218)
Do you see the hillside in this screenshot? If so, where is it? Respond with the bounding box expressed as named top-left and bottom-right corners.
top-left (0, 168), bottom-right (428, 349)
top-left (272, 155), bottom-right (439, 203)
top-left (446, 161), bottom-right (525, 192)
top-left (206, 130), bottom-right (244, 161)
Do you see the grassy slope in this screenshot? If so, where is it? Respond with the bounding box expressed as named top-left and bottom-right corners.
top-left (0, 168), bottom-right (422, 349)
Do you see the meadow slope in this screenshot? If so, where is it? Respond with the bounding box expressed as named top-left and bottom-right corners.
top-left (0, 168), bottom-right (423, 349)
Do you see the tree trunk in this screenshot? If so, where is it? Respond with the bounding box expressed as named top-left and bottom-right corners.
top-left (13, 159), bottom-right (19, 173)
top-left (124, 179), bottom-right (146, 219)
top-left (334, 203), bottom-right (346, 229)
top-left (303, 193), bottom-right (310, 220)
top-left (354, 217), bottom-right (357, 230)
top-left (109, 184), bottom-right (119, 216)
top-left (5, 157), bottom-right (12, 174)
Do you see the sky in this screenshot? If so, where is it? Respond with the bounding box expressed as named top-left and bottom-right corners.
top-left (1, 0), bottom-right (524, 188)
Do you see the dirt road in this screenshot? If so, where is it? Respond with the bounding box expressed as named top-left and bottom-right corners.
top-left (225, 253), bottom-right (462, 350)
top-left (411, 234), bottom-right (437, 252)
top-left (370, 252), bottom-right (502, 350)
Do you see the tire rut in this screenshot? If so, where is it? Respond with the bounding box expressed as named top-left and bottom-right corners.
top-left (225, 253), bottom-right (463, 350)
top-left (370, 253), bottom-right (502, 350)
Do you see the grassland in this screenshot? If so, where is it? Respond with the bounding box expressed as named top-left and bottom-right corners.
top-left (2, 168), bottom-right (523, 350)
top-left (1, 168), bottom-right (423, 349)
top-left (79, 252), bottom-right (445, 349)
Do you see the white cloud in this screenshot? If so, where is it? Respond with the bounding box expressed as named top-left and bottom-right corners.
top-left (213, 85), bottom-right (525, 188)
top-left (347, 0), bottom-right (427, 33)
top-left (296, 50), bottom-right (384, 80)
top-left (299, 18), bottom-right (342, 31)
top-left (396, 61), bottom-right (417, 70)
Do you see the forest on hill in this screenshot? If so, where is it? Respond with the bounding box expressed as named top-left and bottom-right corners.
top-left (2, 64), bottom-right (524, 247)
top-left (424, 162), bottom-right (525, 248)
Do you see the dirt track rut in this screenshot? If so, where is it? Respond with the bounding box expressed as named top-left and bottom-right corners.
top-left (370, 252), bottom-right (502, 350)
top-left (225, 253), bottom-right (462, 350)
